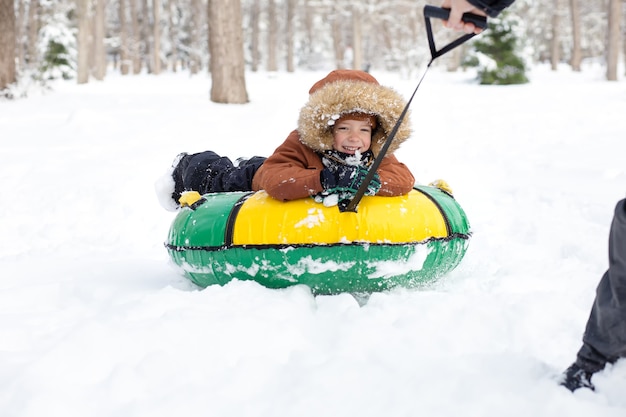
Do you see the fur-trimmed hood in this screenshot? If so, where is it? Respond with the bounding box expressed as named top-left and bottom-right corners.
top-left (297, 70), bottom-right (411, 157)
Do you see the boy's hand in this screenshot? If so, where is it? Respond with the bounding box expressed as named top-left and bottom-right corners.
top-left (321, 165), bottom-right (380, 196)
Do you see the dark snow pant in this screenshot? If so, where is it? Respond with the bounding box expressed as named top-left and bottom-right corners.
top-left (576, 199), bottom-right (626, 373)
top-left (174, 151), bottom-right (266, 195)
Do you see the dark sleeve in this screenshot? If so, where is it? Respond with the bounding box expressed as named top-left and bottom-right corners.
top-left (467, 0), bottom-right (516, 17)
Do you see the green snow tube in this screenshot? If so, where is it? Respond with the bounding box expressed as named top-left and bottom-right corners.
top-left (165, 186), bottom-right (471, 295)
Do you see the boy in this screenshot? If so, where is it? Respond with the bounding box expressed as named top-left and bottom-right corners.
top-left (156, 69), bottom-right (414, 210)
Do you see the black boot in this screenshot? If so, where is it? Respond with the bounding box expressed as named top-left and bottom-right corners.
top-left (155, 152), bottom-right (190, 211)
top-left (170, 152), bottom-right (190, 204)
top-left (560, 363), bottom-right (595, 392)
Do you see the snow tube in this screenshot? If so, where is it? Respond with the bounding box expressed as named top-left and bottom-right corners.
top-left (165, 185), bottom-right (471, 295)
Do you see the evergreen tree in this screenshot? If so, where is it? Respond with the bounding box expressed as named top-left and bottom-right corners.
top-left (471, 13), bottom-right (529, 85)
top-left (37, 3), bottom-right (76, 81)
top-left (39, 38), bottom-right (75, 80)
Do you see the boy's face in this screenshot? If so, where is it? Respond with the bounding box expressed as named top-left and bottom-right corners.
top-left (332, 119), bottom-right (372, 155)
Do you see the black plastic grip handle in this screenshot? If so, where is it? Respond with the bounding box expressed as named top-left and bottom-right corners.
top-left (424, 5), bottom-right (488, 29)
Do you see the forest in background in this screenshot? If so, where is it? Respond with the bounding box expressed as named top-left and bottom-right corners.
top-left (0, 0), bottom-right (624, 95)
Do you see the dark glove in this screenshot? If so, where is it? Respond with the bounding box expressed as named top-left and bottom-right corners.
top-left (320, 164), bottom-right (381, 197)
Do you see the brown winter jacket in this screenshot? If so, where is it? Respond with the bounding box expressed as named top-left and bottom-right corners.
top-left (251, 69), bottom-right (415, 202)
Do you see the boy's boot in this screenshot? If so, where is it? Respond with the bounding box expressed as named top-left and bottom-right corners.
top-left (155, 152), bottom-right (190, 211)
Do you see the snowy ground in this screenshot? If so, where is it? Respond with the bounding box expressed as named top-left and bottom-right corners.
top-left (1, 63), bottom-right (625, 417)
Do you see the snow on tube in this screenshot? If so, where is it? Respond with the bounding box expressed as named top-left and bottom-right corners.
top-left (165, 185), bottom-right (471, 295)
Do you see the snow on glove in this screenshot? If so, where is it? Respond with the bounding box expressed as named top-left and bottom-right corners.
top-left (357, 166), bottom-right (381, 196)
top-left (321, 164), bottom-right (381, 196)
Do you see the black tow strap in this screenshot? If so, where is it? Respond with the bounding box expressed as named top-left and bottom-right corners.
top-left (340, 6), bottom-right (488, 213)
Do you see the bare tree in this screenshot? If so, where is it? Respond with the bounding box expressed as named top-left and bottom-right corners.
top-left (0, 0), bottom-right (17, 91)
top-left (331, 8), bottom-right (345, 69)
top-left (569, 0), bottom-right (582, 71)
top-left (140, 0), bottom-right (152, 72)
top-left (446, 45), bottom-right (465, 72)
top-left (249, 0), bottom-right (261, 71)
top-left (606, 0), bottom-right (621, 80)
top-left (285, 0), bottom-right (296, 72)
top-left (153, 0), bottom-right (162, 74)
top-left (27, 0), bottom-right (40, 69)
top-left (168, 0), bottom-right (178, 71)
top-left (76, 0), bottom-right (91, 84)
top-left (267, 0), bottom-right (278, 71)
top-left (189, 0), bottom-right (202, 74)
top-left (352, 5), bottom-right (363, 71)
top-left (93, 0), bottom-right (107, 80)
top-left (119, 0), bottom-right (131, 74)
top-left (130, 0), bottom-right (142, 73)
top-left (16, 0), bottom-right (25, 71)
top-left (550, 0), bottom-right (560, 70)
top-left (303, 0), bottom-right (315, 60)
top-left (208, 0), bottom-right (248, 103)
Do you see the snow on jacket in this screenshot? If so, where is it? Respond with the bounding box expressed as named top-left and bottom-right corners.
top-left (252, 69), bottom-right (415, 202)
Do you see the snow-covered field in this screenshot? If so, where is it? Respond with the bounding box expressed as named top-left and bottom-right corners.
top-left (1, 63), bottom-right (625, 417)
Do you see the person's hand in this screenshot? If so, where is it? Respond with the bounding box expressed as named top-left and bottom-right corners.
top-left (440, 0), bottom-right (487, 34)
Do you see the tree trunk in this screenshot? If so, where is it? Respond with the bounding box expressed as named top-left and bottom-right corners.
top-left (168, 0), bottom-right (178, 72)
top-left (119, 0), bottom-right (130, 74)
top-left (606, 0), bottom-right (621, 80)
top-left (153, 0), bottom-right (161, 74)
top-left (189, 0), bottom-right (202, 74)
top-left (76, 0), bottom-right (91, 84)
top-left (27, 0), bottom-right (40, 69)
top-left (569, 0), bottom-right (582, 71)
top-left (446, 45), bottom-right (464, 72)
top-left (550, 0), bottom-right (560, 71)
top-left (208, 0), bottom-right (248, 104)
top-left (352, 6), bottom-right (363, 71)
top-left (93, 0), bottom-right (107, 80)
top-left (331, 14), bottom-right (344, 69)
top-left (285, 0), bottom-right (295, 73)
top-left (266, 0), bottom-right (278, 72)
top-left (131, 0), bottom-right (142, 73)
top-left (0, 0), bottom-right (17, 91)
top-left (304, 0), bottom-right (314, 58)
top-left (250, 0), bottom-right (260, 72)
top-left (141, 0), bottom-right (152, 73)
top-left (16, 0), bottom-right (25, 71)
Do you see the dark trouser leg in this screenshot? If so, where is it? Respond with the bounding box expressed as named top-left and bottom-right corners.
top-left (576, 199), bottom-right (626, 372)
top-left (175, 152), bottom-right (266, 194)
top-left (177, 151), bottom-right (229, 193)
top-left (215, 156), bottom-right (267, 192)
